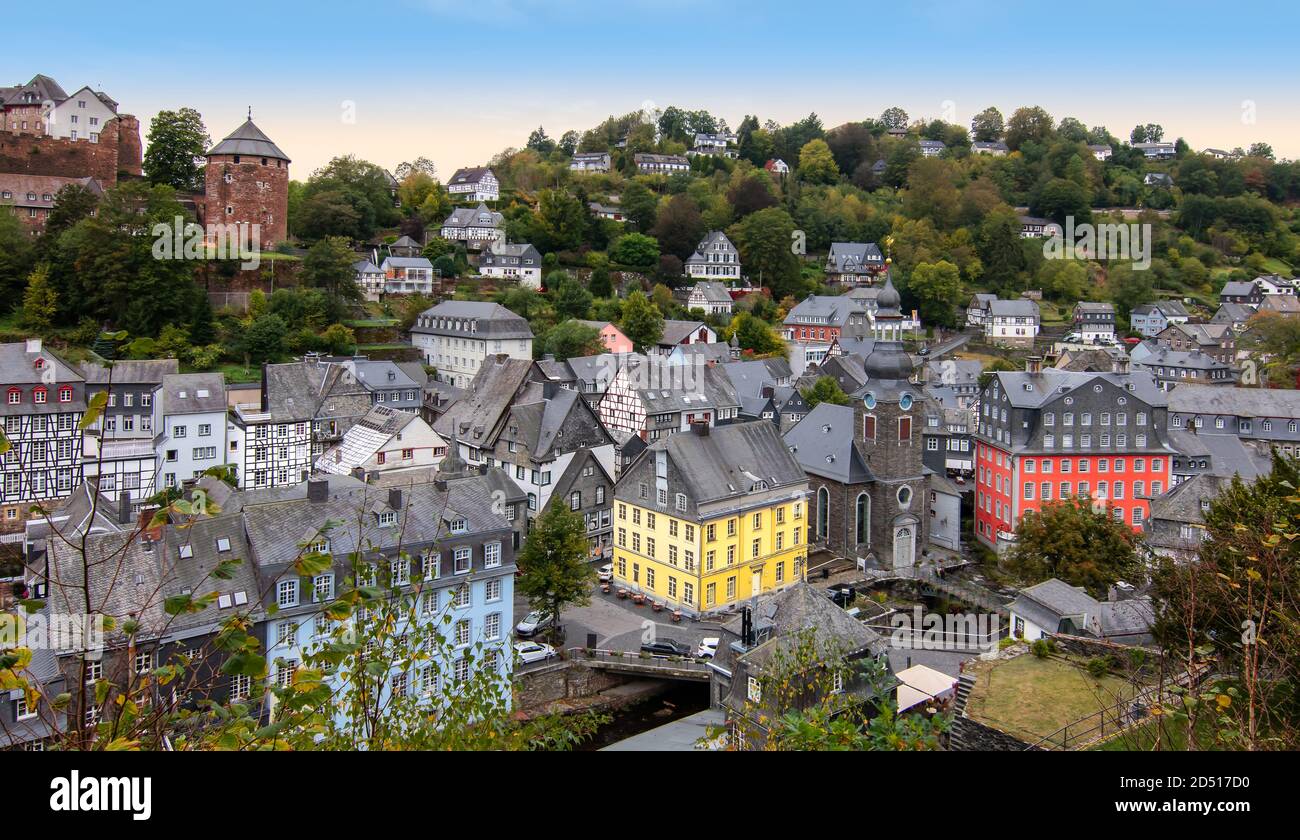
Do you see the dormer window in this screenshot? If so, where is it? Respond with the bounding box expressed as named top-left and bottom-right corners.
top-left (450, 517), bottom-right (467, 533)
top-left (378, 511), bottom-right (397, 526)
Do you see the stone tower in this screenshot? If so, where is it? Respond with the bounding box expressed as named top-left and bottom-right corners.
top-left (851, 275), bottom-right (930, 568)
top-left (204, 115), bottom-right (290, 246)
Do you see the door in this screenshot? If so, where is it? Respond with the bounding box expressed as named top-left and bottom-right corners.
top-left (751, 569), bottom-right (762, 598)
top-left (893, 525), bottom-right (915, 569)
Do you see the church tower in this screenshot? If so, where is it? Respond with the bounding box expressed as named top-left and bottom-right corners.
top-left (851, 275), bottom-right (930, 568)
top-left (204, 113), bottom-right (290, 247)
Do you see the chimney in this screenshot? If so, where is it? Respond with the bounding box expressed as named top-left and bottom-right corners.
top-left (542, 380), bottom-right (559, 400)
top-left (691, 420), bottom-right (710, 436)
top-left (24, 338), bottom-right (42, 354)
top-left (741, 605), bottom-right (753, 648)
top-left (307, 478), bottom-right (329, 502)
top-left (1112, 356), bottom-right (1130, 374)
top-left (117, 491), bottom-right (132, 525)
top-left (434, 478), bottom-right (448, 491)
top-left (388, 488), bottom-right (403, 512)
top-left (350, 467), bottom-right (366, 482)
top-left (760, 385), bottom-right (774, 399)
top-left (1025, 355), bottom-right (1042, 375)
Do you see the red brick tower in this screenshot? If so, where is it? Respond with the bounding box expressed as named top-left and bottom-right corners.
top-left (203, 114), bottom-right (290, 246)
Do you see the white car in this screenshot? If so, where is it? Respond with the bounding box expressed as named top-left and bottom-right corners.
top-left (694, 637), bottom-right (720, 659)
top-left (515, 611), bottom-right (553, 638)
top-left (597, 563), bottom-right (613, 582)
top-left (514, 641), bottom-right (557, 665)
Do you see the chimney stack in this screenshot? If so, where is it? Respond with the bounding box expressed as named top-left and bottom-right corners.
top-left (1112, 356), bottom-right (1130, 374)
top-left (1025, 355), bottom-right (1042, 375)
top-left (691, 420), bottom-right (710, 436)
top-left (307, 478), bottom-right (329, 502)
top-left (117, 491), bottom-right (132, 525)
top-left (388, 488), bottom-right (403, 512)
top-left (350, 467), bottom-right (366, 482)
top-left (542, 380), bottom-right (559, 400)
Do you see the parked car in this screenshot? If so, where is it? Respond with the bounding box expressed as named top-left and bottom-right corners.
top-left (694, 637), bottom-right (720, 659)
top-left (640, 639), bottom-right (691, 658)
top-left (597, 563), bottom-right (613, 582)
top-left (826, 586), bottom-right (856, 608)
top-left (514, 641), bottom-right (557, 664)
top-left (515, 611), bottom-right (554, 638)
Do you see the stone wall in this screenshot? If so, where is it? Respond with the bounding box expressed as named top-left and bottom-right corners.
top-left (949, 715), bottom-right (1043, 751)
top-left (0, 115), bottom-right (140, 183)
top-left (515, 660), bottom-right (628, 709)
top-left (203, 153), bottom-right (289, 245)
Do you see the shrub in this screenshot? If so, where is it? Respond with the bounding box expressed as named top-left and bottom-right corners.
top-left (1031, 638), bottom-right (1055, 659)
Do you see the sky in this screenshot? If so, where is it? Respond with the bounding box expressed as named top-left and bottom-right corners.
top-left (6, 0), bottom-right (1299, 178)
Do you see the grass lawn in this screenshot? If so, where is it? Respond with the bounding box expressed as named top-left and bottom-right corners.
top-left (965, 654), bottom-right (1138, 747)
top-left (1093, 713), bottom-right (1219, 751)
top-left (210, 362), bottom-right (260, 383)
top-left (345, 318), bottom-right (399, 328)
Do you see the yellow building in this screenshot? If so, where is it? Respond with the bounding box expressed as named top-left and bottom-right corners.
top-left (611, 421), bottom-right (810, 616)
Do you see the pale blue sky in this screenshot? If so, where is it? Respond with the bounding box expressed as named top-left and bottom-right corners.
top-left (7, 0), bottom-right (1297, 175)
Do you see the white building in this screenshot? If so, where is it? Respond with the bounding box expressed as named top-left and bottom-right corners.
top-left (985, 299), bottom-right (1040, 348)
top-left (569, 152), bottom-right (611, 172)
top-left (46, 86), bottom-right (118, 143)
top-left (316, 404), bottom-right (447, 476)
top-left (684, 231), bottom-right (741, 282)
top-left (154, 373), bottom-right (229, 491)
top-left (478, 241), bottom-right (543, 289)
top-left (410, 301), bottom-right (535, 389)
top-left (353, 259), bottom-right (385, 302)
top-left (379, 255), bottom-right (435, 295)
top-left (686, 281), bottom-right (734, 316)
top-left (440, 203), bottom-right (504, 248)
top-left (446, 167), bottom-right (499, 202)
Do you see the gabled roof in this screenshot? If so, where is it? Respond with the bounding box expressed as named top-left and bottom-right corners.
top-left (1, 74), bottom-right (68, 105)
top-left (989, 299), bottom-right (1039, 318)
top-left (689, 280), bottom-right (734, 303)
top-left (78, 358), bottom-right (179, 385)
top-left (1149, 472), bottom-right (1232, 525)
top-left (448, 167), bottom-right (495, 186)
top-left (783, 402), bottom-right (872, 484)
top-left (158, 373), bottom-right (226, 416)
top-left (658, 320), bottom-right (710, 346)
top-left (207, 118), bottom-right (290, 162)
top-left (1165, 383), bottom-right (1300, 419)
top-left (826, 241), bottom-right (883, 273)
top-left (645, 421), bottom-right (807, 505)
top-left (432, 356), bottom-right (539, 445)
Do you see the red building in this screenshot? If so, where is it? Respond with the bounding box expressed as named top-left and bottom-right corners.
top-left (973, 360), bottom-right (1174, 552)
top-left (203, 116), bottom-right (290, 247)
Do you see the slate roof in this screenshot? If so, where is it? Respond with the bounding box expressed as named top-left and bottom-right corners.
top-left (346, 359), bottom-right (420, 392)
top-left (1220, 281), bottom-right (1259, 298)
top-left (0, 341), bottom-right (83, 387)
top-left (658, 320), bottom-right (711, 347)
top-left (411, 300), bottom-right (534, 340)
top-left (0, 174), bottom-right (104, 209)
top-left (157, 373), bottom-right (226, 416)
top-left (621, 356), bottom-right (739, 414)
top-left (567, 352), bottom-right (640, 391)
top-left (316, 404), bottom-right (424, 475)
top-left (448, 167), bottom-right (495, 186)
top-left (1008, 578), bottom-right (1098, 632)
top-left (1166, 384), bottom-right (1300, 420)
top-left (432, 356), bottom-right (538, 444)
top-left (441, 203), bottom-right (504, 230)
top-left (720, 358), bottom-right (793, 399)
top-left (988, 299), bottom-right (1040, 318)
top-left (240, 473), bottom-right (513, 569)
top-left (207, 118), bottom-right (290, 161)
top-left (783, 295), bottom-right (864, 329)
top-left (381, 256), bottom-right (433, 270)
top-left (1, 74), bottom-right (68, 105)
top-left (480, 241), bottom-right (542, 267)
top-left (645, 420), bottom-right (806, 505)
top-left (1166, 429), bottom-right (1271, 480)
top-left (986, 369), bottom-right (1168, 410)
top-left (500, 386), bottom-right (612, 460)
top-left (783, 403), bottom-right (872, 484)
top-left (1149, 473), bottom-right (1231, 525)
top-left (826, 242), bottom-right (883, 273)
top-left (689, 280), bottom-right (734, 303)
top-left (255, 360), bottom-right (370, 424)
top-left (1211, 302), bottom-right (1256, 325)
top-left (77, 358), bottom-right (179, 385)
top-left (1130, 345), bottom-right (1232, 372)
top-left (720, 581), bottom-right (887, 673)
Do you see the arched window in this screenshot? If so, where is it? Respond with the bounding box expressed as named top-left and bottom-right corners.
top-left (816, 487), bottom-right (829, 540)
top-left (855, 493), bottom-right (870, 546)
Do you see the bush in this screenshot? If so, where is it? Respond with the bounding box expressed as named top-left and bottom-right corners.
top-left (1031, 638), bottom-right (1055, 659)
top-left (1085, 656), bottom-right (1114, 678)
top-left (998, 636), bottom-right (1019, 650)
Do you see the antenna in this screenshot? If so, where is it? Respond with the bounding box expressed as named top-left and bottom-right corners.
top-left (248, 105), bottom-right (252, 120)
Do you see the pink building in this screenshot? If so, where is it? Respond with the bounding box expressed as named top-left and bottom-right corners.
top-left (576, 320), bottom-right (634, 354)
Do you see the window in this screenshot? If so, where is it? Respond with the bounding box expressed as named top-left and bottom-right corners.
top-left (455, 619), bottom-right (471, 647)
top-left (454, 547), bottom-right (472, 573)
top-left (484, 542), bottom-right (501, 568)
top-left (134, 650), bottom-right (154, 674)
top-left (747, 676), bottom-right (762, 703)
top-left (485, 579), bottom-right (502, 602)
top-left (313, 573), bottom-right (333, 602)
top-left (277, 579), bottom-right (298, 608)
top-left (485, 613), bottom-right (501, 640)
top-left (452, 584), bottom-right (471, 609)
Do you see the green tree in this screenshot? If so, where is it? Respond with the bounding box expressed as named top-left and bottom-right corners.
top-left (302, 235), bottom-right (363, 319)
top-left (540, 320), bottom-right (603, 359)
top-left (620, 290), bottom-right (663, 351)
top-left (0, 211), bottom-right (34, 309)
top-left (241, 313), bottom-right (289, 364)
top-left (801, 376), bottom-right (851, 408)
top-left (619, 180), bottom-right (658, 231)
top-left (143, 107), bottom-right (210, 192)
top-left (553, 275), bottom-right (593, 320)
top-left (587, 252), bottom-right (613, 298)
top-left (515, 503), bottom-right (595, 641)
top-left (650, 194), bottom-right (706, 261)
top-left (610, 232), bottom-right (660, 267)
top-left (1004, 105), bottom-right (1055, 151)
top-left (729, 207), bottom-right (802, 299)
top-left (971, 106), bottom-right (1005, 142)
top-left (905, 260), bottom-right (962, 327)
top-left (797, 138), bottom-right (840, 185)
top-left (20, 264), bottom-right (58, 332)
top-left (1004, 500), bottom-right (1140, 597)
top-left (726, 312), bottom-right (784, 355)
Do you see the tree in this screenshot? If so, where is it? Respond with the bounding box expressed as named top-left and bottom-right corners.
top-left (797, 139), bottom-right (840, 185)
top-left (904, 260), bottom-right (962, 327)
top-left (1130, 124), bottom-right (1164, 144)
top-left (878, 106), bottom-right (910, 130)
top-left (1032, 177), bottom-right (1091, 226)
top-left (296, 155), bottom-right (400, 242)
top-left (801, 376), bottom-right (851, 408)
top-left (0, 211), bottom-right (34, 310)
top-left (241, 313), bottom-right (289, 364)
top-left (36, 183), bottom-right (100, 264)
top-left (1148, 454), bottom-right (1300, 751)
top-left (20, 264), bottom-right (57, 332)
top-left (977, 207), bottom-right (1027, 294)
top-left (610, 232), bottom-right (659, 267)
top-left (552, 275), bottom-right (593, 320)
top-left (587, 253), bottom-right (613, 298)
top-left (515, 502), bottom-right (594, 640)
top-left (619, 181), bottom-right (658, 231)
top-left (971, 106), bottom-right (1005, 142)
top-left (651, 194), bottom-right (706, 260)
top-left (526, 126), bottom-right (556, 155)
top-left (302, 235), bottom-right (363, 319)
top-left (1241, 310), bottom-right (1300, 387)
top-left (533, 189), bottom-right (587, 252)
top-left (729, 207), bottom-right (802, 299)
top-left (143, 107), bottom-right (210, 192)
top-left (620, 290), bottom-right (663, 351)
top-left (540, 320), bottom-right (603, 359)
top-left (726, 312), bottom-right (784, 355)
top-left (903, 158), bottom-right (959, 229)
top-left (1004, 106), bottom-right (1054, 151)
top-left (1003, 500), bottom-right (1140, 597)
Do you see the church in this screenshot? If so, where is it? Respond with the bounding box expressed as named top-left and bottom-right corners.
top-left (783, 276), bottom-right (960, 569)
